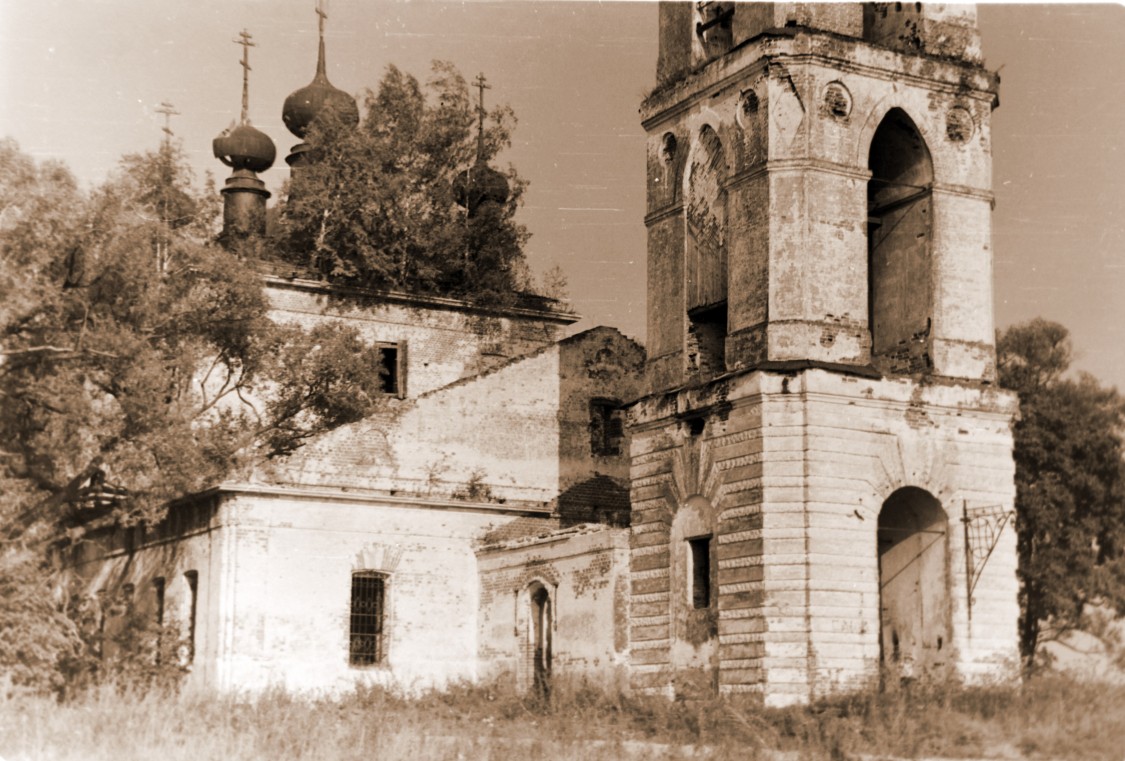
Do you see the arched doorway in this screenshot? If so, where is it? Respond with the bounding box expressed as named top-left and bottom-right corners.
top-left (877, 487), bottom-right (951, 682)
top-left (867, 108), bottom-right (934, 374)
top-left (529, 583), bottom-right (552, 697)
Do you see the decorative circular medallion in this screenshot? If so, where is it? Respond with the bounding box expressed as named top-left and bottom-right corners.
top-left (741, 89), bottom-right (759, 116)
top-left (661, 132), bottom-right (678, 164)
top-left (946, 106), bottom-right (975, 143)
top-left (824, 81), bottom-right (852, 120)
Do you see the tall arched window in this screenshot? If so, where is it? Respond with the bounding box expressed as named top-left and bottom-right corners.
top-left (685, 126), bottom-right (728, 377)
top-left (867, 109), bottom-right (934, 374)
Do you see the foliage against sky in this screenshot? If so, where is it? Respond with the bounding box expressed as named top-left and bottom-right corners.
top-left (998, 319), bottom-right (1125, 661)
top-left (277, 62), bottom-right (533, 305)
top-left (0, 138), bottom-right (386, 530)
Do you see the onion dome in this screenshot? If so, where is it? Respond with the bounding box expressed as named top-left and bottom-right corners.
top-left (454, 72), bottom-right (510, 215)
top-left (282, 27), bottom-right (358, 138)
top-left (453, 161), bottom-right (510, 211)
top-left (213, 122), bottom-right (276, 173)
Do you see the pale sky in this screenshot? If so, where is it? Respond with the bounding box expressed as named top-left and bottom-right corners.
top-left (2, 2), bottom-right (1123, 391)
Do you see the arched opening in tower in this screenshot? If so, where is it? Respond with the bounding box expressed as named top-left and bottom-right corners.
top-left (867, 108), bottom-right (933, 375)
top-left (877, 487), bottom-right (951, 684)
top-left (685, 125), bottom-right (728, 378)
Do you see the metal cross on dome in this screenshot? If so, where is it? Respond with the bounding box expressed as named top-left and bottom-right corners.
top-left (233, 29), bottom-right (256, 124)
top-left (472, 73), bottom-right (490, 160)
top-left (155, 101), bottom-right (179, 144)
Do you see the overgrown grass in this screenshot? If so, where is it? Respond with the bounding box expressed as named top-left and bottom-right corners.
top-left (2, 673), bottom-right (1123, 760)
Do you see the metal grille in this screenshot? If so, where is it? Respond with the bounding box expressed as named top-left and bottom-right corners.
top-left (349, 573), bottom-right (385, 666)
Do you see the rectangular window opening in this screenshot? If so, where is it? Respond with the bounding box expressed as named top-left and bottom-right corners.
top-left (689, 536), bottom-right (712, 609)
top-left (379, 346), bottom-right (399, 396)
top-left (349, 572), bottom-right (386, 666)
top-left (590, 398), bottom-right (624, 456)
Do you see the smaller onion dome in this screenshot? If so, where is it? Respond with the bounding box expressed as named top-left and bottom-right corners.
top-left (282, 60), bottom-right (359, 138)
top-left (453, 160), bottom-right (510, 212)
top-left (213, 122), bottom-right (277, 173)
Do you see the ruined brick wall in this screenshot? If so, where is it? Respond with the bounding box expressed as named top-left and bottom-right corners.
top-left (628, 368), bottom-right (1019, 706)
top-left (272, 328), bottom-right (645, 509)
top-left (264, 278), bottom-right (576, 397)
top-left (477, 526), bottom-right (630, 689)
top-left (272, 342), bottom-right (563, 503)
top-left (655, 3), bottom-right (979, 90)
top-left (556, 328), bottom-right (646, 525)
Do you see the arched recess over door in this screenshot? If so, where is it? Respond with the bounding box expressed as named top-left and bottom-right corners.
top-left (685, 125), bottom-right (729, 378)
top-left (867, 109), bottom-right (934, 374)
top-left (877, 487), bottom-right (952, 683)
top-left (527, 581), bottom-right (553, 698)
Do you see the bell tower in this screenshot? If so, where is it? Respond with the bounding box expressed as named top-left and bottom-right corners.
top-left (628, 3), bottom-right (1020, 706)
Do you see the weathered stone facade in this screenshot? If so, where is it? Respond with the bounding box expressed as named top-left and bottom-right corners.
top-left (630, 2), bottom-right (1018, 706)
top-left (65, 2), bottom-right (1020, 706)
top-left (68, 284), bottom-right (644, 695)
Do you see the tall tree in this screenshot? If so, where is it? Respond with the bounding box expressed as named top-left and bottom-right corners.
top-left (998, 318), bottom-right (1125, 661)
top-left (0, 141), bottom-right (387, 692)
top-left (277, 61), bottom-right (532, 303)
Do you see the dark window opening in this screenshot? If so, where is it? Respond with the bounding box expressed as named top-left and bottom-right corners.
top-left (350, 572), bottom-right (386, 666)
top-left (153, 577), bottom-right (165, 626)
top-left (379, 345), bottom-right (400, 396)
top-left (184, 571), bottom-right (198, 664)
top-left (590, 398), bottom-right (624, 456)
top-left (687, 302), bottom-right (727, 377)
top-left (689, 536), bottom-right (713, 609)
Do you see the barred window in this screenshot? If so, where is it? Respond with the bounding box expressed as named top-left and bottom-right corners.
top-left (349, 572), bottom-right (386, 666)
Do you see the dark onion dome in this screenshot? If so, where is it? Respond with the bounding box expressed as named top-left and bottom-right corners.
top-left (453, 160), bottom-right (510, 212)
top-left (213, 122), bottom-right (277, 173)
top-left (282, 64), bottom-right (359, 139)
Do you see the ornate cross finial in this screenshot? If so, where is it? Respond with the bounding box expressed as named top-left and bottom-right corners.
top-left (472, 73), bottom-right (490, 161)
top-left (155, 101), bottom-right (180, 145)
top-left (234, 29), bottom-right (256, 124)
top-left (315, 0), bottom-right (328, 77)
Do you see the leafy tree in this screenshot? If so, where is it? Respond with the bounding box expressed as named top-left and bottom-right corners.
top-left (0, 140), bottom-right (386, 693)
top-left (277, 61), bottom-right (532, 304)
top-left (997, 318), bottom-right (1125, 662)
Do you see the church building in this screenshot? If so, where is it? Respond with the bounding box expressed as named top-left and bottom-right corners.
top-left (67, 2), bottom-right (1020, 707)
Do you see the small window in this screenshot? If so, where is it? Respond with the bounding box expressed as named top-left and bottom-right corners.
top-left (379, 345), bottom-right (399, 396)
top-left (590, 398), bottom-right (624, 456)
top-left (349, 572), bottom-right (386, 666)
top-left (689, 536), bottom-right (712, 609)
top-left (184, 571), bottom-right (199, 664)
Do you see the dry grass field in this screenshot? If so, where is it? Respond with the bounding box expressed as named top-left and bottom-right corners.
top-left (3, 672), bottom-right (1124, 761)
